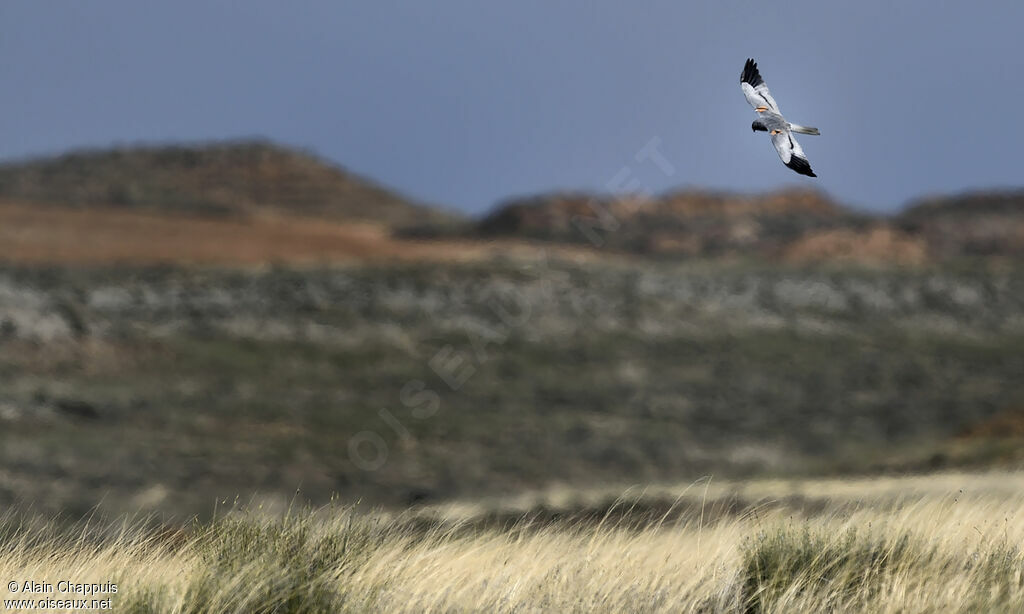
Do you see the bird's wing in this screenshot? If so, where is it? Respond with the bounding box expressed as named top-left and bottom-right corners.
top-left (740, 59), bottom-right (781, 114)
top-left (770, 130), bottom-right (816, 177)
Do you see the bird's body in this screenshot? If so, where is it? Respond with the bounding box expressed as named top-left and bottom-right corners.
top-left (740, 59), bottom-right (819, 177)
top-left (751, 111), bottom-right (788, 133)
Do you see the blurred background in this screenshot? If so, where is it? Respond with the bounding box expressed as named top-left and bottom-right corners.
top-left (0, 2), bottom-right (1022, 519)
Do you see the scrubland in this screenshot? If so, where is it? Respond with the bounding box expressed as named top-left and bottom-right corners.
top-left (2, 260), bottom-right (1023, 518)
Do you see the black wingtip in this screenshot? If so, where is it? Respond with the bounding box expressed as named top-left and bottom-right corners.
top-left (785, 156), bottom-right (817, 177)
top-left (741, 58), bottom-right (763, 87)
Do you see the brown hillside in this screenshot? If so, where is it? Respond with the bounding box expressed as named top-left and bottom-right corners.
top-left (782, 226), bottom-right (928, 266)
top-left (0, 200), bottom-right (599, 266)
top-left (478, 188), bottom-right (866, 257)
top-left (897, 190), bottom-right (1024, 258)
top-left (0, 140), bottom-right (458, 228)
top-left (1, 140), bottom-right (1021, 265)
top-left (479, 187), bottom-right (1024, 261)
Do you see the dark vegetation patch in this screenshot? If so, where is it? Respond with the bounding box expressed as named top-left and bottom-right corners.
top-left (741, 527), bottom-right (917, 612)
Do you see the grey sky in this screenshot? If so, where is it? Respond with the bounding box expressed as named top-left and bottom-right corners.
top-left (1, 2), bottom-right (1022, 214)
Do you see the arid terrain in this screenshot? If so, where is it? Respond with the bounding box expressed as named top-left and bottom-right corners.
top-left (0, 140), bottom-right (1022, 611)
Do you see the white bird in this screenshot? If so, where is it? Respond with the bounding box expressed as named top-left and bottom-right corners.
top-left (741, 58), bottom-right (819, 177)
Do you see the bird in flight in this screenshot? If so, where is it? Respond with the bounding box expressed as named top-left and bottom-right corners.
top-left (741, 58), bottom-right (819, 177)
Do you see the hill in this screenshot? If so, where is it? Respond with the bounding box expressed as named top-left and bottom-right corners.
top-left (897, 189), bottom-right (1024, 259)
top-left (477, 188), bottom-right (906, 263)
top-left (0, 139), bottom-right (456, 227)
top-left (476, 187), bottom-right (1024, 263)
top-left (0, 140), bottom-right (1020, 266)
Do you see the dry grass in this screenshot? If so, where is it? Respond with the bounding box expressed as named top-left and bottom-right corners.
top-left (3, 472), bottom-right (1024, 612)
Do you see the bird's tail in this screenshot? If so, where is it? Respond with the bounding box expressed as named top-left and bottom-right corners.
top-left (789, 124), bottom-right (820, 135)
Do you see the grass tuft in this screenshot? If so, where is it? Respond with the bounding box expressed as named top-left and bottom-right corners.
top-left (741, 527), bottom-right (915, 612)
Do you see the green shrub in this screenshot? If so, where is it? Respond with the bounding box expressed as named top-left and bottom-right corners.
top-left (125, 509), bottom-right (396, 613)
top-left (741, 527), bottom-right (914, 612)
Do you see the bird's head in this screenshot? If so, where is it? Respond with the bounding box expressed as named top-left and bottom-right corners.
top-left (751, 120), bottom-right (768, 133)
